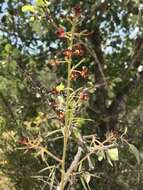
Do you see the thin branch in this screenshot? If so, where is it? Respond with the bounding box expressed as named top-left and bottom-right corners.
top-left (126, 37), bottom-right (143, 72)
top-left (77, 143), bottom-right (117, 167)
top-left (65, 147), bottom-right (83, 183)
top-left (57, 146), bottom-right (83, 190)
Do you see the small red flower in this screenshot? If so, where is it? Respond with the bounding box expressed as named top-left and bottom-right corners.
top-left (72, 44), bottom-right (85, 56)
top-left (49, 100), bottom-right (58, 109)
top-left (79, 90), bottom-right (89, 101)
top-left (50, 88), bottom-right (59, 95)
top-left (49, 60), bottom-right (60, 67)
top-left (70, 70), bottom-right (80, 80)
top-left (63, 49), bottom-right (73, 58)
top-left (56, 27), bottom-right (65, 38)
top-left (112, 130), bottom-right (119, 138)
top-left (19, 137), bottom-right (28, 145)
top-left (80, 66), bottom-right (88, 78)
top-left (73, 49), bottom-right (81, 55)
top-left (57, 110), bottom-right (65, 120)
top-left (74, 5), bottom-right (81, 15)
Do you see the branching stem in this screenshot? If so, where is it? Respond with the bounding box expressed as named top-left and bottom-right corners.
top-left (60, 21), bottom-right (76, 190)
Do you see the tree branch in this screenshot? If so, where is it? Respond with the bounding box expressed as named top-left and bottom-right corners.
top-left (108, 37), bottom-right (143, 126)
top-left (56, 146), bottom-right (83, 190)
top-left (81, 40), bottom-right (108, 89)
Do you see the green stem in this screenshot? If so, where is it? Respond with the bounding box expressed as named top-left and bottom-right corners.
top-left (60, 22), bottom-right (76, 190)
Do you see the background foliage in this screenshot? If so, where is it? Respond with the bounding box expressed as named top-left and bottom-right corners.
top-left (0, 0), bottom-right (143, 189)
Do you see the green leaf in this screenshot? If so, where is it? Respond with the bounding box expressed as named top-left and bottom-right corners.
top-left (107, 148), bottom-right (119, 161)
top-left (22, 5), bottom-right (35, 12)
top-left (12, 48), bottom-right (21, 59)
top-left (5, 44), bottom-right (12, 52)
top-left (113, 77), bottom-right (122, 83)
top-left (36, 0), bottom-right (47, 6)
top-left (30, 16), bottom-right (35, 22)
top-left (106, 154), bottom-right (113, 166)
top-left (129, 144), bottom-right (140, 164)
top-left (73, 127), bottom-right (81, 139)
top-left (56, 83), bottom-right (65, 92)
top-left (83, 172), bottom-right (91, 184)
top-left (32, 20), bottom-right (41, 34)
top-left (96, 150), bottom-right (105, 161)
top-left (75, 117), bottom-right (86, 128)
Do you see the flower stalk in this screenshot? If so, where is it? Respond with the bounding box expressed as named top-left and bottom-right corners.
top-left (60, 21), bottom-right (76, 190)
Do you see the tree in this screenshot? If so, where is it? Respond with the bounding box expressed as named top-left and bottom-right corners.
top-left (0, 0), bottom-right (143, 189)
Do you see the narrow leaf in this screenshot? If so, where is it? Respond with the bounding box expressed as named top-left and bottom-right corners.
top-left (129, 144), bottom-right (140, 164)
top-left (106, 154), bottom-right (113, 166)
top-left (83, 172), bottom-right (91, 184)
